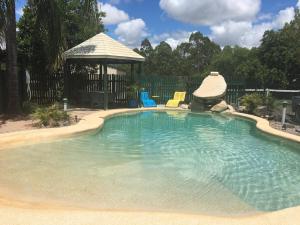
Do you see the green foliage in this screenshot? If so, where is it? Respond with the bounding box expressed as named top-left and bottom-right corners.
top-left (187, 32), bottom-right (221, 73)
top-left (203, 46), bottom-right (250, 80)
top-left (126, 82), bottom-right (140, 99)
top-left (259, 10), bottom-right (300, 88)
top-left (33, 103), bottom-right (69, 127)
top-left (137, 32), bottom-right (221, 77)
top-left (152, 41), bottom-right (174, 76)
top-left (136, 11), bottom-right (300, 89)
top-left (22, 101), bottom-right (38, 114)
top-left (264, 94), bottom-right (275, 113)
top-left (17, 0), bottom-right (105, 76)
top-left (240, 93), bottom-right (263, 114)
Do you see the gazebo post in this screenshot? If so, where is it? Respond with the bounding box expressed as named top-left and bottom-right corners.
top-left (137, 62), bottom-right (142, 81)
top-left (103, 63), bottom-right (108, 110)
top-left (99, 63), bottom-right (102, 91)
top-left (130, 63), bottom-right (135, 83)
top-left (63, 60), bottom-right (70, 100)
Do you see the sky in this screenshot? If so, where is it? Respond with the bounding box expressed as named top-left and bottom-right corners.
top-left (15, 0), bottom-right (300, 49)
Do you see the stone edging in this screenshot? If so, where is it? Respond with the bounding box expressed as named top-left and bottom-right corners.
top-left (231, 111), bottom-right (300, 144)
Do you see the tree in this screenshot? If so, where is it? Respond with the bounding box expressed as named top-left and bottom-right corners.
top-left (152, 41), bottom-right (174, 76)
top-left (1, 0), bottom-right (21, 114)
top-left (259, 9), bottom-right (300, 88)
top-left (203, 46), bottom-right (250, 80)
top-left (173, 42), bottom-right (193, 76)
top-left (139, 38), bottom-right (155, 75)
top-left (137, 32), bottom-right (221, 77)
top-left (18, 0), bottom-right (105, 75)
top-left (188, 32), bottom-right (221, 74)
top-left (0, 0), bottom-right (105, 114)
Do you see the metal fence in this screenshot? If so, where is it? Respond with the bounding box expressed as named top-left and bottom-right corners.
top-left (140, 75), bottom-right (245, 105)
top-left (1, 70), bottom-right (246, 110)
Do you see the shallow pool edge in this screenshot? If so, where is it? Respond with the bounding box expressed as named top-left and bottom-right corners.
top-left (1, 108), bottom-right (299, 150)
top-left (1, 108), bottom-right (300, 225)
top-left (0, 108), bottom-right (189, 150)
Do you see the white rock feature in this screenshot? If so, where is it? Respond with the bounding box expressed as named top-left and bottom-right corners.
top-left (193, 72), bottom-right (227, 99)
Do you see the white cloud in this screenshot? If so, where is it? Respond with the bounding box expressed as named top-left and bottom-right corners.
top-left (256, 13), bottom-right (273, 22)
top-left (98, 3), bottom-right (129, 25)
top-left (272, 7), bottom-right (295, 28)
top-left (151, 31), bottom-right (193, 49)
top-left (297, 0), bottom-right (300, 8)
top-left (159, 0), bottom-right (261, 26)
top-left (211, 21), bottom-right (253, 47)
top-left (114, 18), bottom-right (148, 47)
top-left (16, 7), bottom-right (24, 16)
top-left (210, 6), bottom-right (296, 48)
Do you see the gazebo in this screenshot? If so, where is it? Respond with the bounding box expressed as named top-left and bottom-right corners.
top-left (64, 33), bottom-right (145, 110)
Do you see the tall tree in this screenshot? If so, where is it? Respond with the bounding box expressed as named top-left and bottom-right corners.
top-left (18, 0), bottom-right (105, 74)
top-left (259, 9), bottom-right (300, 88)
top-left (173, 42), bottom-right (193, 76)
top-left (1, 0), bottom-right (21, 114)
top-left (152, 41), bottom-right (174, 76)
top-left (0, 0), bottom-right (105, 114)
top-left (139, 38), bottom-right (154, 75)
top-left (188, 32), bottom-right (221, 74)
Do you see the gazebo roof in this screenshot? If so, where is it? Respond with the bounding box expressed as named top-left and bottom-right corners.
top-left (64, 33), bottom-right (145, 63)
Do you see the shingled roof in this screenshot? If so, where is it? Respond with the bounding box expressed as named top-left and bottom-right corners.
top-left (64, 33), bottom-right (145, 62)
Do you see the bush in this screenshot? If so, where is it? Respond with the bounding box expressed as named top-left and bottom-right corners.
top-left (22, 101), bottom-right (38, 114)
top-left (263, 94), bottom-right (275, 113)
top-left (240, 93), bottom-right (263, 114)
top-left (33, 104), bottom-right (69, 127)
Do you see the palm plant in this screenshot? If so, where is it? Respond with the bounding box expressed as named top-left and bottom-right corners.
top-left (1, 0), bottom-right (103, 114)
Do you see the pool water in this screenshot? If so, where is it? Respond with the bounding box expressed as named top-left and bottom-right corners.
top-left (0, 111), bottom-right (300, 216)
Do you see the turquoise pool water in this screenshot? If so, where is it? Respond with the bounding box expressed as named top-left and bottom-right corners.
top-left (0, 111), bottom-right (300, 216)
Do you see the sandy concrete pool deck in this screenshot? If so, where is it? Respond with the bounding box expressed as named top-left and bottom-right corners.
top-left (0, 107), bottom-right (300, 225)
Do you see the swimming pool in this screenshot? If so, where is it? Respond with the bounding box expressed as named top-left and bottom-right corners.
top-left (0, 111), bottom-right (299, 216)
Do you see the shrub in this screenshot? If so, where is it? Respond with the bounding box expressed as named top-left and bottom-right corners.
top-left (240, 93), bottom-right (263, 114)
top-left (33, 104), bottom-right (69, 127)
top-left (22, 101), bottom-right (38, 114)
top-left (126, 82), bottom-right (140, 99)
top-left (263, 95), bottom-right (275, 113)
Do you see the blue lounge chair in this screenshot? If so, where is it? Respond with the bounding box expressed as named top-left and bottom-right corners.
top-left (140, 91), bottom-right (157, 107)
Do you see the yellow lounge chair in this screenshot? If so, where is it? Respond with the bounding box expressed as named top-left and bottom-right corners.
top-left (166, 92), bottom-right (186, 108)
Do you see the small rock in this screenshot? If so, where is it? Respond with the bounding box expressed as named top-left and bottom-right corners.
top-left (254, 106), bottom-right (268, 117)
top-left (210, 100), bottom-right (228, 113)
top-left (180, 104), bottom-right (189, 109)
top-left (238, 106), bottom-right (246, 112)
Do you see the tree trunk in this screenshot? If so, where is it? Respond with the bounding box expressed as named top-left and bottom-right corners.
top-left (5, 0), bottom-right (21, 114)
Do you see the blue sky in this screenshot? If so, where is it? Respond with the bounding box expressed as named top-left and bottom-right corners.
top-left (16, 0), bottom-right (300, 48)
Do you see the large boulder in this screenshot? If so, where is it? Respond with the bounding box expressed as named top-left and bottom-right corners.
top-left (193, 72), bottom-right (227, 99)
